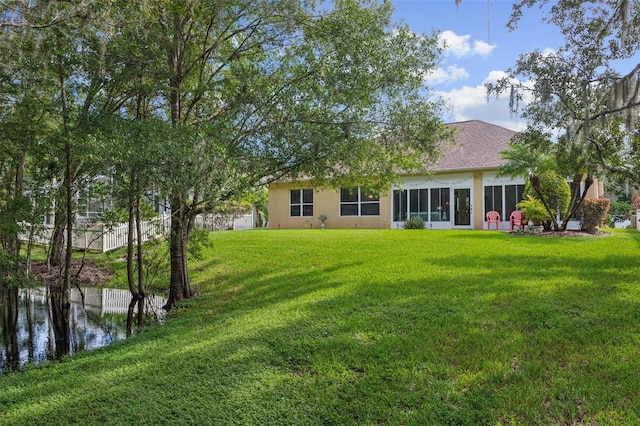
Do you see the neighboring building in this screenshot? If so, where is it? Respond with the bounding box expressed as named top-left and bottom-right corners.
top-left (267, 120), bottom-right (604, 230)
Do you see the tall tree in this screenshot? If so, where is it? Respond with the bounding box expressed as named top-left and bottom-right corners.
top-left (487, 0), bottom-right (640, 184)
top-left (1, 0), bottom-right (448, 311)
top-left (113, 0), bottom-right (448, 309)
top-left (0, 2), bottom-right (65, 283)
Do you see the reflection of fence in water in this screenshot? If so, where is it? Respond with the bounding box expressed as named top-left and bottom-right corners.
top-left (74, 288), bottom-right (166, 316)
top-left (20, 287), bottom-right (166, 317)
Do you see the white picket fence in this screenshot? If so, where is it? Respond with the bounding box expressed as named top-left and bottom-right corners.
top-left (21, 212), bottom-right (254, 253)
top-left (193, 211), bottom-right (255, 231)
top-left (20, 214), bottom-right (171, 253)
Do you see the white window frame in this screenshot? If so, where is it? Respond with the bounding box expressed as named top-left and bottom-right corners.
top-left (290, 189), bottom-right (313, 217)
top-left (340, 187), bottom-right (380, 216)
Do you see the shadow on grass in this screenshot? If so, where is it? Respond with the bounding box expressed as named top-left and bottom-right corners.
top-left (2, 230), bottom-right (640, 424)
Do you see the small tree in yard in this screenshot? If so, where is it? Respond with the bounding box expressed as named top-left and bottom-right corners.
top-left (524, 170), bottom-right (571, 230)
top-left (517, 195), bottom-right (547, 227)
top-left (498, 133), bottom-right (577, 231)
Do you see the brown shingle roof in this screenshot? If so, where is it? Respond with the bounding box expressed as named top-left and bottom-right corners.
top-left (431, 120), bottom-right (517, 171)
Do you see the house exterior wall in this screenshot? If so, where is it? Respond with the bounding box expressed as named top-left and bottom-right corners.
top-left (267, 182), bottom-right (392, 229)
top-left (267, 173), bottom-right (603, 230)
top-left (587, 179), bottom-right (604, 198)
top-left (267, 170), bottom-right (605, 231)
top-left (268, 170), bottom-right (529, 230)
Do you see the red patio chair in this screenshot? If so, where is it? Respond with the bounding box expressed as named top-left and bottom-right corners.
top-left (486, 210), bottom-right (501, 230)
top-left (509, 210), bottom-right (525, 231)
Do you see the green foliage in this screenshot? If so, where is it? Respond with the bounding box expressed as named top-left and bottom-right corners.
top-left (580, 197), bottom-right (611, 232)
top-left (244, 189), bottom-right (268, 227)
top-left (99, 207), bottom-right (129, 225)
top-left (141, 240), bottom-right (170, 292)
top-left (0, 0), bottom-right (449, 306)
top-left (609, 200), bottom-right (632, 223)
top-left (403, 215), bottom-right (425, 229)
top-left (187, 228), bottom-right (214, 261)
top-left (525, 170), bottom-right (572, 217)
top-left (489, 1), bottom-right (640, 186)
top-left (517, 195), bottom-right (548, 225)
top-left (539, 170), bottom-right (571, 215)
top-left (0, 194), bottom-right (31, 241)
top-left (497, 133), bottom-right (556, 180)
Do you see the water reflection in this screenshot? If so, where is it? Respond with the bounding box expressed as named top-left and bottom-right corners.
top-left (0, 286), bottom-right (166, 374)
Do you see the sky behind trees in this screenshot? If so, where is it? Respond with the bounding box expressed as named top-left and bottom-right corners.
top-left (392, 0), bottom-right (567, 130)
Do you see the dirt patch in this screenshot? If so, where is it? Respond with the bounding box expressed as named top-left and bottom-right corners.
top-left (31, 261), bottom-right (113, 288)
top-left (515, 230), bottom-right (610, 238)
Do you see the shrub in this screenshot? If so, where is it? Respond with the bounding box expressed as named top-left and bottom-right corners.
top-left (517, 195), bottom-right (548, 225)
top-left (631, 193), bottom-right (640, 215)
top-left (403, 215), bottom-right (425, 229)
top-left (524, 170), bottom-right (571, 218)
top-left (580, 198), bottom-right (611, 232)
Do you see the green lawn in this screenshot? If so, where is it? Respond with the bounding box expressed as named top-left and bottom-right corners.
top-left (2, 229), bottom-right (640, 425)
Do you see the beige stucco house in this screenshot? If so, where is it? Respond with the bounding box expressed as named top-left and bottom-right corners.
top-left (267, 120), bottom-right (603, 230)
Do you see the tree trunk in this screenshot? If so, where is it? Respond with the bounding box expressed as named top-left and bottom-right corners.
top-left (559, 173), bottom-right (590, 231)
top-left (48, 198), bottom-right (66, 268)
top-left (9, 151), bottom-right (25, 261)
top-left (60, 52), bottom-right (73, 311)
top-left (0, 285), bottom-right (20, 372)
top-left (126, 187), bottom-right (140, 299)
top-left (49, 285), bottom-right (70, 359)
top-left (164, 197), bottom-right (195, 310)
top-left (529, 173), bottom-right (560, 230)
top-left (135, 181), bottom-right (145, 297)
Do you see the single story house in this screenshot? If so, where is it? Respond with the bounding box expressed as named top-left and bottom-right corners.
top-left (267, 120), bottom-right (603, 230)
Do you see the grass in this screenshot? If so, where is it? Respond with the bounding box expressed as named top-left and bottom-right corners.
top-left (2, 228), bottom-right (640, 425)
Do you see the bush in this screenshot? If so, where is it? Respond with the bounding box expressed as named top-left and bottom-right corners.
top-left (403, 215), bottom-right (425, 229)
top-left (517, 195), bottom-right (548, 225)
top-left (580, 198), bottom-right (611, 232)
top-left (609, 200), bottom-right (631, 224)
top-left (524, 170), bottom-right (571, 218)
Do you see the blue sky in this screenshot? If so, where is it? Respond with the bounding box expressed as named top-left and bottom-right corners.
top-left (391, 0), bottom-right (565, 131)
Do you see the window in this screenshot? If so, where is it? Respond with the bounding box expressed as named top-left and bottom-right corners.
top-left (409, 189), bottom-right (429, 220)
top-left (485, 184), bottom-right (525, 220)
top-left (484, 185), bottom-right (503, 219)
top-left (340, 188), bottom-right (380, 216)
top-left (393, 187), bottom-right (450, 222)
top-left (505, 184), bottom-right (525, 215)
top-left (430, 188), bottom-right (450, 221)
top-left (290, 189), bottom-right (313, 217)
top-left (393, 190), bottom-right (407, 222)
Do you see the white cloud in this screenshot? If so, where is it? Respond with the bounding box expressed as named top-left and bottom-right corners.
top-left (437, 70), bottom-right (533, 131)
top-left (541, 47), bottom-right (557, 57)
top-left (473, 40), bottom-right (496, 57)
top-left (423, 65), bottom-right (470, 85)
top-left (438, 30), bottom-right (496, 58)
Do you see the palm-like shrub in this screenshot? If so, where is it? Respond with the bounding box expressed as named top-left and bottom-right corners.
top-left (517, 195), bottom-right (548, 226)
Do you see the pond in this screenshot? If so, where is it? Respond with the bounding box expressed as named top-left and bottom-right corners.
top-left (0, 286), bottom-right (166, 374)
